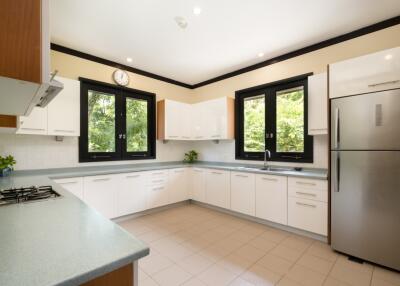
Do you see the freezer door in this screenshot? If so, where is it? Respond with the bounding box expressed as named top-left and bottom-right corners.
top-left (331, 150), bottom-right (400, 270)
top-left (331, 89), bottom-right (400, 150)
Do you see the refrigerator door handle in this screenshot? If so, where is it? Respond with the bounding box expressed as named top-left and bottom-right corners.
top-left (334, 108), bottom-right (340, 149)
top-left (333, 151), bottom-right (341, 192)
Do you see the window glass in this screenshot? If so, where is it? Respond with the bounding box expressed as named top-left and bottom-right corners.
top-left (244, 95), bottom-right (265, 152)
top-left (126, 98), bottom-right (148, 152)
top-left (276, 86), bottom-right (304, 153)
top-left (88, 90), bottom-right (115, 152)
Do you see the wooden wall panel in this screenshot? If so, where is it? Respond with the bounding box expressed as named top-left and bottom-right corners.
top-left (157, 100), bottom-right (165, 140)
top-left (0, 115), bottom-right (17, 128)
top-left (0, 0), bottom-right (41, 83)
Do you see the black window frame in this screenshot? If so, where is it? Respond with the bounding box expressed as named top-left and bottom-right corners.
top-left (235, 73), bottom-right (313, 163)
top-left (79, 78), bottom-right (156, 162)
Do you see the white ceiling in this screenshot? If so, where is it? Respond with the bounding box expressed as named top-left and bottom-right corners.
top-left (50, 0), bottom-right (400, 85)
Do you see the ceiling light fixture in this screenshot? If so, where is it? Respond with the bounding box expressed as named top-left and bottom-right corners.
top-left (126, 57), bottom-right (133, 63)
top-left (258, 52), bottom-right (265, 58)
top-left (193, 7), bottom-right (202, 15)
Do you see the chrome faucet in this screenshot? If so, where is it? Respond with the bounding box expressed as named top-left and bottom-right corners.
top-left (264, 149), bottom-right (271, 169)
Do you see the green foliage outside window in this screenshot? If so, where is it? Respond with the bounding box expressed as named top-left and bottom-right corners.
top-left (126, 98), bottom-right (148, 152)
top-left (244, 96), bottom-right (265, 152)
top-left (88, 91), bottom-right (115, 152)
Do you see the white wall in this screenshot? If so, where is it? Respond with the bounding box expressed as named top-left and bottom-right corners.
top-left (192, 136), bottom-right (328, 169)
top-left (0, 134), bottom-right (190, 170)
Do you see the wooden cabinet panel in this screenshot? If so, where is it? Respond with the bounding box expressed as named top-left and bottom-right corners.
top-left (0, 115), bottom-right (17, 128)
top-left (80, 263), bottom-right (133, 286)
top-left (0, 0), bottom-right (42, 83)
top-left (255, 174), bottom-right (288, 225)
top-left (230, 172), bottom-right (256, 216)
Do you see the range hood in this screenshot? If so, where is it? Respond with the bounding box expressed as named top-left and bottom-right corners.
top-left (0, 75), bottom-right (64, 116)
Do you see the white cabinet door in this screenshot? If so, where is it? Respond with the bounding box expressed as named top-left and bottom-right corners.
top-left (329, 47), bottom-right (400, 99)
top-left (192, 102), bottom-right (207, 140)
top-left (288, 197), bottom-right (327, 235)
top-left (168, 168), bottom-right (188, 203)
top-left (308, 73), bottom-right (328, 135)
top-left (191, 168), bottom-right (206, 202)
top-left (47, 76), bottom-right (80, 136)
top-left (205, 169), bottom-right (230, 209)
top-left (16, 106), bottom-right (47, 135)
top-left (147, 170), bottom-right (169, 208)
top-left (83, 175), bottom-right (117, 219)
top-left (255, 174), bottom-right (288, 225)
top-left (230, 172), bottom-right (256, 216)
top-left (54, 177), bottom-right (84, 200)
top-left (116, 172), bottom-right (148, 217)
top-left (165, 100), bottom-right (192, 140)
top-left (182, 104), bottom-right (193, 140)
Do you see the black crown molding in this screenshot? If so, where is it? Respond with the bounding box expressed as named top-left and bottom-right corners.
top-left (51, 16), bottom-right (400, 90)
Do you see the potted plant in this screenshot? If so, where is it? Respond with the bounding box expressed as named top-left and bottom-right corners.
top-left (183, 150), bottom-right (198, 163)
top-left (0, 155), bottom-right (16, 177)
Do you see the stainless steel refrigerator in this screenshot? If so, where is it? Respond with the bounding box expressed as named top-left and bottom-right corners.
top-left (330, 88), bottom-right (400, 271)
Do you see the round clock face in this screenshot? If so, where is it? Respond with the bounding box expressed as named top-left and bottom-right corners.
top-left (113, 69), bottom-right (129, 86)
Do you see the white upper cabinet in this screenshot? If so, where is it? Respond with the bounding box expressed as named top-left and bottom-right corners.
top-left (230, 172), bottom-right (256, 216)
top-left (205, 169), bottom-right (230, 209)
top-left (16, 76), bottom-right (80, 136)
top-left (157, 97), bottom-right (234, 141)
top-left (255, 174), bottom-right (288, 225)
top-left (308, 73), bottom-right (328, 135)
top-left (329, 47), bottom-right (400, 99)
top-left (47, 76), bottom-right (80, 136)
top-left (16, 106), bottom-right (48, 135)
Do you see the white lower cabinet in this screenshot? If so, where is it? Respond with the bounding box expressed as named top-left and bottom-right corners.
top-left (288, 197), bottom-right (327, 235)
top-left (116, 172), bottom-right (148, 217)
top-left (255, 174), bottom-right (288, 225)
top-left (230, 172), bottom-right (255, 216)
top-left (83, 175), bottom-right (118, 219)
top-left (147, 170), bottom-right (169, 209)
top-left (205, 169), bottom-right (230, 209)
top-left (191, 168), bottom-right (206, 202)
top-left (168, 168), bottom-right (189, 203)
top-left (288, 177), bottom-right (328, 235)
top-left (54, 177), bottom-right (84, 200)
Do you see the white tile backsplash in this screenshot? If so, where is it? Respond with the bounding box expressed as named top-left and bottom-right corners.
top-left (0, 134), bottom-right (328, 170)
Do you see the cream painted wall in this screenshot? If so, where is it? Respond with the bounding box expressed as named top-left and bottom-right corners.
top-left (191, 25), bottom-right (400, 102)
top-left (51, 50), bottom-right (194, 103)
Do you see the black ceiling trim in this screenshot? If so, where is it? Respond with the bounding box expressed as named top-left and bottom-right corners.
top-left (192, 16), bottom-right (400, 88)
top-left (51, 43), bottom-right (192, 89)
top-left (51, 16), bottom-right (399, 90)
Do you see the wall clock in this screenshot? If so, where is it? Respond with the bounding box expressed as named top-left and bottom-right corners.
top-left (113, 69), bottom-right (129, 86)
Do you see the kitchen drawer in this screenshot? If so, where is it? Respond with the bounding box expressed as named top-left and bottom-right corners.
top-left (288, 185), bottom-right (327, 202)
top-left (288, 177), bottom-right (327, 191)
top-left (148, 170), bottom-right (168, 178)
top-left (288, 197), bottom-right (328, 236)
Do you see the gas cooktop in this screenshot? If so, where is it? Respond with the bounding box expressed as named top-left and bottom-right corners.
top-left (0, 186), bottom-right (61, 206)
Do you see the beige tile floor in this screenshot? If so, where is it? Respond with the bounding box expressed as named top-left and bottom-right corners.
top-left (118, 204), bottom-right (400, 286)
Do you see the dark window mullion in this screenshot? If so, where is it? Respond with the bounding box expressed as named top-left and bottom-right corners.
top-left (116, 90), bottom-right (125, 159)
top-left (265, 89), bottom-right (276, 156)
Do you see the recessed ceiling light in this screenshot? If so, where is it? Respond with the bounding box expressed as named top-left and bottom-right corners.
top-left (258, 52), bottom-right (265, 58)
top-left (385, 54), bottom-right (393, 60)
top-left (193, 7), bottom-right (202, 15)
top-left (126, 57), bottom-right (133, 63)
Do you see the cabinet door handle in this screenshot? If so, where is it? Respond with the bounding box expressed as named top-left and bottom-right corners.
top-left (168, 135), bottom-right (179, 138)
top-left (174, 170), bottom-right (184, 173)
top-left (211, 171), bottom-right (223, 175)
top-left (152, 172), bottom-right (164, 175)
top-left (21, 127), bottom-right (46, 131)
top-left (309, 128), bottom-right (326, 131)
top-left (59, 181), bottom-right (78, 185)
top-left (235, 174), bottom-right (248, 178)
top-left (296, 202), bottom-right (317, 208)
top-left (152, 187), bottom-right (164, 191)
top-left (54, 129), bottom-right (75, 133)
top-left (296, 191), bottom-right (316, 197)
top-left (193, 169), bottom-right (203, 172)
top-left (93, 178), bottom-right (111, 182)
top-left (152, 179), bottom-right (164, 183)
top-left (126, 175), bottom-right (140, 178)
top-left (262, 177), bottom-right (278, 182)
top-left (195, 136), bottom-right (204, 139)
top-left (211, 135), bottom-right (220, 138)
top-left (368, 80), bottom-right (400, 87)
top-left (296, 181), bottom-right (316, 186)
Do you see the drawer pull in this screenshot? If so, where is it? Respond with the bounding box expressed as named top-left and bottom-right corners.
top-left (235, 174), bottom-right (248, 178)
top-left (152, 172), bottom-right (165, 175)
top-left (21, 127), bottom-right (46, 131)
top-left (296, 202), bottom-right (317, 208)
top-left (262, 177), bottom-right (278, 182)
top-left (152, 187), bottom-right (164, 191)
top-left (212, 171), bottom-right (223, 175)
top-left (174, 170), bottom-right (184, 173)
top-left (93, 178), bottom-right (110, 182)
top-left (60, 181), bottom-right (78, 185)
top-left (152, 179), bottom-right (164, 183)
top-left (54, 129), bottom-right (75, 133)
top-left (368, 80), bottom-right (399, 87)
top-left (296, 181), bottom-right (316, 186)
top-left (126, 175), bottom-right (140, 178)
top-left (194, 169), bottom-right (203, 172)
top-left (296, 191), bottom-right (316, 197)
